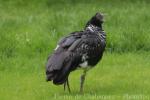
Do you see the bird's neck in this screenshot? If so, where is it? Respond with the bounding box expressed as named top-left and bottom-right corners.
top-left (85, 24), bottom-right (102, 32)
top-left (85, 24), bottom-right (106, 41)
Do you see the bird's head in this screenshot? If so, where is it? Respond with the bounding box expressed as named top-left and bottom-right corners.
top-left (86, 12), bottom-right (104, 28)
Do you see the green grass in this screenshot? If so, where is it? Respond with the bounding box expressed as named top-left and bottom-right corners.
top-left (1, 52), bottom-right (150, 100)
top-left (0, 0), bottom-right (150, 58)
top-left (0, 0), bottom-right (150, 100)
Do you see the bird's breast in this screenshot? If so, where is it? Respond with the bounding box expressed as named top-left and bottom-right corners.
top-left (79, 61), bottom-right (88, 67)
top-left (79, 61), bottom-right (92, 71)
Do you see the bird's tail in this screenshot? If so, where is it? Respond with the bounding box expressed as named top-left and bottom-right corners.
top-left (46, 51), bottom-right (73, 85)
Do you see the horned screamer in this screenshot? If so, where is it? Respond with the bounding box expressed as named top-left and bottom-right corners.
top-left (46, 12), bottom-right (106, 93)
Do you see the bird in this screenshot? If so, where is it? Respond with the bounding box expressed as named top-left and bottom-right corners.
top-left (46, 12), bottom-right (106, 93)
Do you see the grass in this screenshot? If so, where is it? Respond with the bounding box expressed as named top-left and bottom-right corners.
top-left (0, 0), bottom-right (150, 100)
top-left (0, 0), bottom-right (150, 57)
top-left (1, 52), bottom-right (150, 100)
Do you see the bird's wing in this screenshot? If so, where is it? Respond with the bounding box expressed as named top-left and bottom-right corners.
top-left (57, 31), bottom-right (83, 48)
top-left (46, 32), bottom-right (83, 84)
top-left (58, 36), bottom-right (77, 48)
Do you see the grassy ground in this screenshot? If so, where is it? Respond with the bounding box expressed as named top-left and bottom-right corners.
top-left (0, 0), bottom-right (150, 100)
top-left (1, 52), bottom-right (150, 100)
top-left (0, 0), bottom-right (150, 57)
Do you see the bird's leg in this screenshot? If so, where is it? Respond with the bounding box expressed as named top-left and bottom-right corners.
top-left (64, 81), bottom-right (66, 91)
top-left (64, 78), bottom-right (71, 93)
top-left (80, 70), bottom-right (87, 93)
top-left (66, 78), bottom-right (71, 93)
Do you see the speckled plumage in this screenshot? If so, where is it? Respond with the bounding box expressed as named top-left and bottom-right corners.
top-left (46, 13), bottom-right (106, 90)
